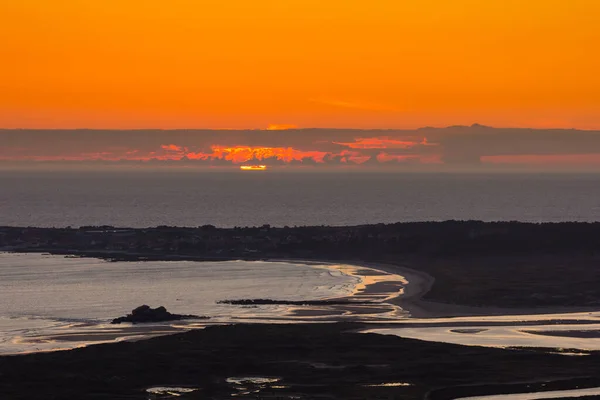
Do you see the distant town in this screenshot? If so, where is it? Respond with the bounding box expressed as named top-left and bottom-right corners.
top-left (2, 221), bottom-right (599, 259)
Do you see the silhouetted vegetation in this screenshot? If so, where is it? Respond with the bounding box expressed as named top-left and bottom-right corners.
top-left (1, 323), bottom-right (599, 399)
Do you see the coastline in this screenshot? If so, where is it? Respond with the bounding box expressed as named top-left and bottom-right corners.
top-left (5, 250), bottom-right (597, 320)
top-left (3, 254), bottom-right (600, 398)
top-left (0, 254), bottom-right (409, 355)
top-left (277, 258), bottom-right (599, 320)
top-left (374, 261), bottom-right (598, 320)
top-left (5, 222), bottom-right (600, 311)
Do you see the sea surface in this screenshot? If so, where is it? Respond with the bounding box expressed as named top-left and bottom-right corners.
top-left (1, 170), bottom-right (600, 227)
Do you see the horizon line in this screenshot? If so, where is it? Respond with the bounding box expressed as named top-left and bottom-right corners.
top-left (0, 124), bottom-right (598, 132)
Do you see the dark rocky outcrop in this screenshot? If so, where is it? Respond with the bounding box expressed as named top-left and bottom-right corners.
top-left (111, 305), bottom-right (207, 324)
top-left (218, 298), bottom-right (370, 306)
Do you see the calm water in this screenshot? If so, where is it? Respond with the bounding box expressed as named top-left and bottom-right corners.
top-left (0, 253), bottom-right (358, 322)
top-left (1, 170), bottom-right (600, 227)
top-left (368, 321), bottom-right (600, 352)
top-left (0, 253), bottom-right (406, 354)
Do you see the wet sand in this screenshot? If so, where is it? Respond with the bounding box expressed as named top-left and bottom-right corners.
top-left (522, 329), bottom-right (600, 339)
top-left (3, 322), bottom-right (600, 399)
top-left (315, 260), bottom-right (600, 351)
top-left (341, 260), bottom-right (599, 320)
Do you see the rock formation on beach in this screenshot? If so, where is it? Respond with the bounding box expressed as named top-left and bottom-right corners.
top-left (111, 305), bottom-right (207, 324)
top-left (218, 298), bottom-right (369, 305)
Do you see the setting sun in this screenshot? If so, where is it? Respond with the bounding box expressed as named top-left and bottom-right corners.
top-left (240, 165), bottom-right (267, 171)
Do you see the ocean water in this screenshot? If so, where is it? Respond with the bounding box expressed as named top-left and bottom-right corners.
top-left (1, 170), bottom-right (600, 227)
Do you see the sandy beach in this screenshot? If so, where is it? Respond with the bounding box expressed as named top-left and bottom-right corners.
top-left (342, 260), bottom-right (599, 319)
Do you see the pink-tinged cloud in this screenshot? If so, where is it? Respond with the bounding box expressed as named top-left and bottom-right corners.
top-left (210, 146), bottom-right (328, 163)
top-left (419, 154), bottom-right (444, 164)
top-left (4, 126), bottom-right (600, 170)
top-left (334, 137), bottom-right (434, 149)
top-left (482, 154), bottom-right (600, 165)
top-left (161, 144), bottom-right (185, 152)
top-left (184, 152), bottom-right (212, 160)
top-left (0, 140), bottom-right (444, 165)
top-left (333, 150), bottom-right (370, 164)
top-left (376, 153), bottom-right (419, 163)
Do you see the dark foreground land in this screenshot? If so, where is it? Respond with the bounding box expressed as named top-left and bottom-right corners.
top-left (1, 323), bottom-right (600, 400)
top-left (2, 222), bottom-right (600, 398)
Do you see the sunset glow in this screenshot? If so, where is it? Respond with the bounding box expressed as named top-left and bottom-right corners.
top-left (334, 137), bottom-right (431, 149)
top-left (3, 125), bottom-right (600, 170)
top-left (2, 1), bottom-right (600, 170)
top-left (240, 165), bottom-right (267, 171)
top-left (1, 1), bottom-right (599, 130)
top-left (156, 144), bottom-right (330, 164)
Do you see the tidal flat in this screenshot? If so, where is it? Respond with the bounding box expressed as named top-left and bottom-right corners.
top-left (2, 323), bottom-right (600, 399)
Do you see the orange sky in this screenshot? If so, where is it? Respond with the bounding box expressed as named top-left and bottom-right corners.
top-left (1, 0), bottom-right (599, 129)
